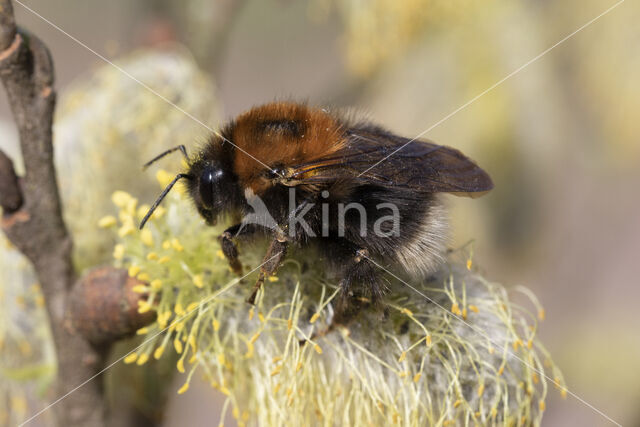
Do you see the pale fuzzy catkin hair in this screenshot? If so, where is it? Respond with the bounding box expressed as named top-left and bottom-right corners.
top-left (106, 186), bottom-right (564, 427)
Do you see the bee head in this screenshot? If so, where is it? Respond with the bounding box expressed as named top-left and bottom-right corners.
top-left (186, 159), bottom-right (237, 226)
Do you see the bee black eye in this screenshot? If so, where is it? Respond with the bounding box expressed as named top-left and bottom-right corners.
top-left (199, 167), bottom-right (220, 207)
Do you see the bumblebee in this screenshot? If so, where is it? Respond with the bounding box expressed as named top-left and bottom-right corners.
top-left (141, 102), bottom-right (492, 322)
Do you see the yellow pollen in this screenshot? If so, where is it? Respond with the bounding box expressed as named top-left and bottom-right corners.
top-left (478, 384), bottom-right (485, 397)
top-left (140, 229), bottom-right (154, 247)
top-left (131, 285), bottom-right (148, 294)
top-left (98, 215), bottom-right (117, 228)
top-left (118, 223), bottom-right (135, 238)
top-left (111, 191), bottom-right (133, 208)
top-left (193, 274), bottom-right (204, 288)
top-left (401, 308), bottom-right (413, 316)
top-left (136, 354), bottom-right (150, 365)
top-left (469, 304), bottom-right (479, 313)
top-left (137, 301), bottom-right (151, 314)
top-left (177, 382), bottom-right (189, 395)
top-left (154, 346), bottom-right (165, 360)
top-left (174, 338), bottom-right (183, 354)
top-left (171, 238), bottom-right (184, 252)
top-left (124, 353), bottom-right (138, 364)
top-left (174, 303), bottom-right (185, 316)
top-left (128, 265), bottom-right (141, 277)
top-left (113, 244), bottom-right (125, 260)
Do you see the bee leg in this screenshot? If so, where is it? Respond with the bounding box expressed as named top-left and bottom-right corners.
top-left (219, 224), bottom-right (246, 275)
top-left (246, 235), bottom-right (288, 305)
top-left (302, 249), bottom-right (383, 344)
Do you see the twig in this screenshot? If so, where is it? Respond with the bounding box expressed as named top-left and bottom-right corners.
top-left (0, 1), bottom-right (153, 425)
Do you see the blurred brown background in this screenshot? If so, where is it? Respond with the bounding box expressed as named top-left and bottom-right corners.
top-left (1, 0), bottom-right (638, 425)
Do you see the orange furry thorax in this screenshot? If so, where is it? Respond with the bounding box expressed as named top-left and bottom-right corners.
top-left (230, 102), bottom-right (345, 194)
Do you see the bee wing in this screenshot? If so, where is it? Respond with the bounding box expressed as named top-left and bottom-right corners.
top-left (286, 126), bottom-right (493, 197)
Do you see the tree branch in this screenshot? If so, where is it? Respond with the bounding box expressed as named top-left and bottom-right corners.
top-left (0, 2), bottom-right (156, 425)
top-left (0, 148), bottom-right (22, 212)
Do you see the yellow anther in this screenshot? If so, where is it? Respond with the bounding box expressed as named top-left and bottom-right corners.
top-left (113, 244), bottom-right (125, 260)
top-left (147, 252), bottom-right (158, 261)
top-left (413, 373), bottom-right (422, 383)
top-left (128, 265), bottom-right (141, 277)
top-left (177, 382), bottom-right (189, 394)
top-left (310, 313), bottom-right (320, 323)
top-left (111, 191), bottom-right (133, 208)
top-left (477, 384), bottom-right (485, 397)
top-left (136, 354), bottom-right (149, 365)
top-left (118, 223), bottom-right (135, 238)
top-left (141, 229), bottom-right (154, 247)
top-left (156, 169), bottom-right (173, 188)
top-left (137, 301), bottom-right (151, 314)
top-left (313, 344), bottom-right (323, 354)
top-left (451, 303), bottom-right (461, 316)
top-left (177, 358), bottom-right (185, 373)
top-left (98, 215), bottom-right (117, 228)
top-left (174, 338), bottom-right (183, 354)
top-left (193, 274), bottom-right (204, 288)
top-left (150, 279), bottom-right (162, 291)
top-left (124, 353), bottom-right (138, 364)
top-left (398, 352), bottom-right (407, 363)
top-left (154, 346), bottom-right (165, 360)
top-left (174, 303), bottom-right (185, 316)
top-left (132, 285), bottom-right (148, 294)
top-left (171, 238), bottom-right (184, 252)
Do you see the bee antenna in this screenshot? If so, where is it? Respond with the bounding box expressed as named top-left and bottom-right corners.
top-left (143, 145), bottom-right (190, 170)
top-left (139, 173), bottom-right (192, 229)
